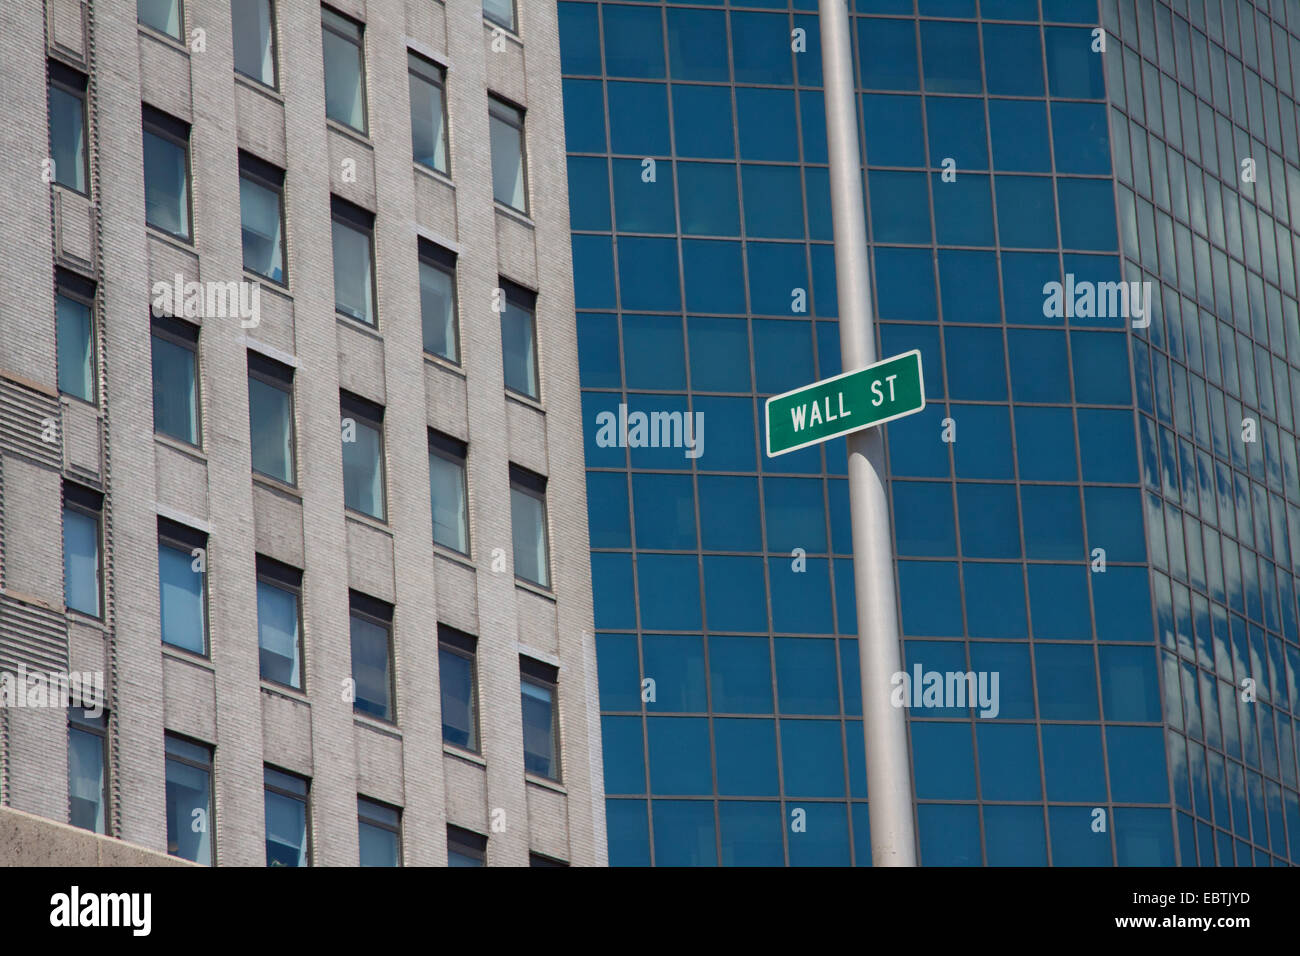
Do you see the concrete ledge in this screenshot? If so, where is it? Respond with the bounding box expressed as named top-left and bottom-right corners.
top-left (0, 806), bottom-right (197, 867)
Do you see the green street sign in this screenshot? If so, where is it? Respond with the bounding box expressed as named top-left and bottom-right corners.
top-left (765, 349), bottom-right (925, 457)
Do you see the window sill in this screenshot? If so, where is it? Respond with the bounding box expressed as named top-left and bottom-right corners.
top-left (137, 23), bottom-right (190, 55)
top-left (154, 433), bottom-right (206, 462)
top-left (483, 17), bottom-right (523, 47)
top-left (64, 607), bottom-right (104, 627)
top-left (515, 578), bottom-right (556, 603)
top-left (505, 389), bottom-right (545, 415)
top-left (493, 201), bottom-right (535, 230)
top-left (354, 711), bottom-right (401, 738)
top-left (423, 352), bottom-right (466, 378)
top-left (260, 680), bottom-right (310, 706)
top-left (413, 162), bottom-right (455, 191)
top-left (243, 267), bottom-right (289, 297)
top-left (336, 314), bottom-right (383, 341)
top-left (433, 544), bottom-right (475, 569)
top-left (443, 743), bottom-right (486, 767)
top-left (145, 225), bottom-right (196, 255)
top-left (325, 118), bottom-right (373, 150)
top-left (252, 472), bottom-right (301, 500)
top-left (234, 72), bottom-right (283, 104)
top-left (52, 180), bottom-right (91, 202)
top-left (59, 392), bottom-right (100, 413)
top-left (161, 645), bottom-right (213, 671)
top-left (345, 509), bottom-right (391, 536)
top-left (525, 773), bottom-right (566, 796)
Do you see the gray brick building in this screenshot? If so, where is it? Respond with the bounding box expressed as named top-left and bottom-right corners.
top-left (0, 0), bottom-right (605, 866)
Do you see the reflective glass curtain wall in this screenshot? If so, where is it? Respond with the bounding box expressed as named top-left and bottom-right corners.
top-left (563, 0), bottom-right (1300, 867)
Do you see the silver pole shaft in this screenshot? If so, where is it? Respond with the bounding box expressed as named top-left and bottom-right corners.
top-left (817, 0), bottom-right (918, 866)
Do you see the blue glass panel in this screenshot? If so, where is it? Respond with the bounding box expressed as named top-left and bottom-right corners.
top-left (1037, 643), bottom-right (1100, 718)
top-left (613, 158), bottom-right (675, 233)
top-left (591, 552), bottom-right (636, 629)
top-left (1042, 724), bottom-right (1107, 801)
top-left (608, 81), bottom-right (670, 155)
top-left (1015, 406), bottom-right (1078, 480)
top-left (647, 717), bottom-right (711, 795)
top-left (754, 318), bottom-right (815, 395)
top-left (606, 799), bottom-right (650, 866)
top-left (1002, 251), bottom-right (1060, 324)
top-left (703, 556), bottom-right (769, 632)
top-left (736, 88), bottom-right (798, 161)
top-left (988, 99), bottom-right (1052, 172)
top-left (1048, 805), bottom-right (1112, 865)
top-left (714, 719), bottom-right (779, 796)
top-left (698, 475), bottom-right (761, 550)
top-left (562, 79), bottom-right (605, 152)
top-left (1007, 328), bottom-right (1071, 400)
top-left (875, 249), bottom-right (938, 321)
top-left (934, 173), bottom-right (995, 246)
top-left (769, 557), bottom-right (834, 634)
top-left (859, 18), bottom-right (919, 90)
top-left (1107, 726), bottom-right (1169, 804)
top-left (567, 157), bottom-right (610, 230)
top-left (1077, 408), bottom-right (1139, 483)
top-left (945, 327), bottom-right (1008, 400)
top-left (623, 314), bottom-right (685, 390)
top-left (643, 633), bottom-right (707, 714)
top-left (678, 163), bottom-right (739, 236)
top-left (775, 638), bottom-right (839, 715)
top-left (1044, 27), bottom-right (1106, 99)
top-left (731, 12), bottom-right (792, 84)
top-left (892, 480), bottom-right (957, 557)
top-left (603, 4), bottom-right (664, 78)
top-left (869, 171), bottom-right (931, 243)
top-left (954, 404), bottom-right (1014, 479)
top-left (1085, 486), bottom-right (1147, 562)
top-left (637, 554), bottom-right (702, 630)
top-left (666, 7), bottom-right (729, 82)
top-left (618, 237), bottom-right (680, 311)
top-left (918, 805), bottom-right (981, 865)
top-left (920, 20), bottom-right (982, 92)
top-left (1059, 178), bottom-right (1118, 251)
top-left (557, 2), bottom-right (601, 75)
top-left (957, 483), bottom-right (1021, 558)
top-left (863, 94), bottom-right (924, 167)
top-left (927, 96), bottom-right (988, 171)
top-left (898, 560), bottom-right (963, 635)
top-left (652, 800), bottom-right (717, 866)
top-left (747, 243), bottom-right (808, 317)
top-left (602, 716), bottom-right (646, 793)
top-left (977, 724), bottom-right (1042, 800)
top-left (969, 642), bottom-right (1035, 717)
top-left (718, 802), bottom-right (784, 866)
top-left (1115, 807), bottom-right (1176, 865)
top-left (710, 636), bottom-right (774, 713)
top-left (572, 236), bottom-right (616, 309)
top-left (1022, 484), bottom-right (1085, 560)
top-left (964, 561), bottom-right (1028, 638)
top-left (982, 24), bottom-right (1044, 95)
top-left (912, 722), bottom-right (977, 799)
top-left (996, 175), bottom-right (1058, 248)
top-left (692, 396), bottom-right (756, 471)
top-left (742, 165), bottom-right (804, 239)
top-left (888, 404), bottom-right (951, 478)
top-left (787, 803), bottom-right (851, 866)
top-left (671, 84), bottom-right (733, 159)
top-left (1051, 101), bottom-right (1112, 175)
top-left (938, 250), bottom-right (1000, 324)
top-left (1028, 563), bottom-right (1091, 639)
top-left (780, 719), bottom-right (845, 797)
top-left (682, 240), bottom-right (745, 314)
top-left (985, 806), bottom-right (1048, 865)
top-left (597, 634), bottom-right (640, 711)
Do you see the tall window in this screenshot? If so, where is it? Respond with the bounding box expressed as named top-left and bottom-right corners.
top-left (231, 0), bottom-right (276, 88)
top-left (439, 626), bottom-right (478, 752)
top-left (158, 518), bottom-right (207, 655)
top-left (350, 592), bottom-right (393, 722)
top-left (138, 0), bottom-right (182, 38)
top-left (340, 392), bottom-right (386, 520)
top-left (419, 240), bottom-right (458, 362)
top-left (151, 315), bottom-right (200, 446)
top-left (248, 351), bottom-right (295, 484)
top-left (256, 556), bottom-right (303, 689)
top-left (331, 197), bottom-right (375, 326)
top-left (428, 431), bottom-right (469, 554)
top-left (68, 708), bottom-right (106, 834)
top-left (520, 657), bottom-right (559, 781)
top-left (142, 106), bottom-right (191, 240)
top-left (499, 279), bottom-right (538, 399)
top-left (264, 768), bottom-right (309, 867)
top-left (48, 62), bottom-right (88, 194)
top-left (239, 153), bottom-right (285, 284)
top-left (358, 798), bottom-right (400, 867)
top-left (483, 0), bottom-right (516, 32)
top-left (488, 97), bottom-right (527, 212)
top-left (165, 735), bottom-right (213, 865)
top-left (56, 272), bottom-right (95, 402)
top-left (63, 483), bottom-right (102, 618)
top-left (408, 53), bottom-right (448, 174)
top-left (510, 466), bottom-right (550, 588)
top-left (447, 825), bottom-right (486, 866)
top-left (321, 7), bottom-right (366, 133)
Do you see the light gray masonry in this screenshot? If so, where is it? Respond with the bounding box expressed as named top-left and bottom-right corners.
top-left (0, 0), bottom-right (605, 866)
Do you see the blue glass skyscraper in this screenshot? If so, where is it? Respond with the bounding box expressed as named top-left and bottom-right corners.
top-left (561, 0), bottom-right (1300, 865)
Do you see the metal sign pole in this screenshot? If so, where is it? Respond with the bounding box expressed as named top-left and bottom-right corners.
top-left (817, 0), bottom-right (918, 866)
